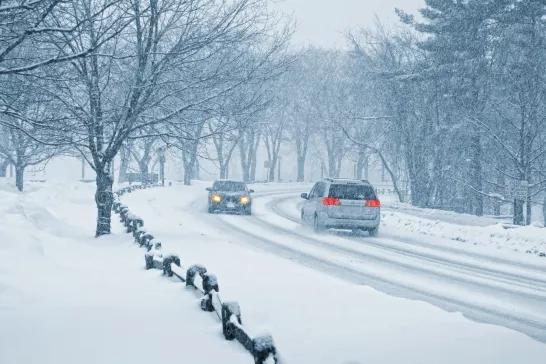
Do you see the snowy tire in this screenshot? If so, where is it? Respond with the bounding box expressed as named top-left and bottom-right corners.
top-left (369, 226), bottom-right (379, 237)
top-left (313, 215), bottom-right (325, 234)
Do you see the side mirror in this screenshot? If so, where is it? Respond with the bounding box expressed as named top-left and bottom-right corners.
top-left (301, 193), bottom-right (308, 200)
top-left (206, 187), bottom-right (212, 192)
top-left (249, 189), bottom-right (255, 193)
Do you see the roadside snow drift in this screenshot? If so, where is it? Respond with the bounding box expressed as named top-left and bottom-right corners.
top-left (381, 209), bottom-right (546, 257)
top-left (0, 181), bottom-right (249, 364)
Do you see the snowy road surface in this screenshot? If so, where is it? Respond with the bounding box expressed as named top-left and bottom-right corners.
top-left (121, 182), bottom-right (546, 363)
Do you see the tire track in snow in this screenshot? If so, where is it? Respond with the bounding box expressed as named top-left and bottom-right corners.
top-left (198, 191), bottom-right (546, 343)
top-left (210, 207), bottom-right (546, 344)
top-left (267, 195), bottom-right (546, 293)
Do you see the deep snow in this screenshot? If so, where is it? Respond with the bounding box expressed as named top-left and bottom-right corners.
top-left (0, 181), bottom-right (250, 364)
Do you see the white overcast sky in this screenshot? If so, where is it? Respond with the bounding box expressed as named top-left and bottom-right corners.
top-left (271, 0), bottom-right (424, 48)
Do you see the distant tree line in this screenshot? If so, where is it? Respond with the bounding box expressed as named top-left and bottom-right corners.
top-left (1, 0), bottom-right (545, 232)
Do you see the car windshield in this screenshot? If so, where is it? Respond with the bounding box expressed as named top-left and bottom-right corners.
top-left (328, 184), bottom-right (376, 200)
top-left (213, 181), bottom-right (247, 192)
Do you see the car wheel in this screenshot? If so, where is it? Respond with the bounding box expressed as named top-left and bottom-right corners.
top-left (369, 226), bottom-right (379, 237)
top-left (244, 207), bottom-right (252, 216)
top-left (313, 214), bottom-right (325, 234)
top-left (208, 206), bottom-right (214, 214)
top-left (301, 211), bottom-right (306, 227)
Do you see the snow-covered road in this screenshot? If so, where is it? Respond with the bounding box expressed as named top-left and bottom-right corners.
top-left (121, 182), bottom-right (546, 363)
top-left (245, 192), bottom-right (546, 342)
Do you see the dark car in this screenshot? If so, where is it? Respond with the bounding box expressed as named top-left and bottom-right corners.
top-left (206, 179), bottom-right (254, 215)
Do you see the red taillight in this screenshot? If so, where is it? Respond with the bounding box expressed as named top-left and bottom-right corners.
top-left (365, 199), bottom-right (381, 208)
top-left (322, 197), bottom-right (341, 206)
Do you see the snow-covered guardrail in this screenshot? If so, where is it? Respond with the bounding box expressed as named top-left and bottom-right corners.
top-left (112, 184), bottom-right (281, 364)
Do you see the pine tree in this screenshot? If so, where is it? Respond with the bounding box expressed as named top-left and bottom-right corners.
top-left (397, 0), bottom-right (510, 216)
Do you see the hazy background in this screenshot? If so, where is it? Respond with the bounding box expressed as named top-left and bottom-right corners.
top-left (272, 0), bottom-right (424, 47)
top-left (9, 0), bottom-right (425, 183)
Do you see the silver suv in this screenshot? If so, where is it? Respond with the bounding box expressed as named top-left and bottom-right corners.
top-left (300, 178), bottom-right (381, 236)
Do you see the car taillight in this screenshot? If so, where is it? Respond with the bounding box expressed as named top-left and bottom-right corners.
top-left (365, 199), bottom-right (381, 208)
top-left (322, 197), bottom-right (341, 206)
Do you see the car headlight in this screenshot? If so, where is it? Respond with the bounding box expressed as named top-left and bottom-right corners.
top-left (211, 194), bottom-right (222, 203)
top-left (240, 196), bottom-right (251, 204)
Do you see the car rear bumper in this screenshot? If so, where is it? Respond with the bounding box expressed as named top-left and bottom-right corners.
top-left (321, 215), bottom-right (380, 230)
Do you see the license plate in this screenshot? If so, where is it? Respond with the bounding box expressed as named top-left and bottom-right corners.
top-left (227, 202), bottom-right (235, 208)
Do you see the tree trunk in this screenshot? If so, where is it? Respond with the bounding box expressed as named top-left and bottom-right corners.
top-left (470, 134), bottom-right (483, 216)
top-left (494, 170), bottom-right (505, 216)
top-left (15, 166), bottom-right (24, 191)
top-left (194, 160), bottom-right (200, 180)
top-left (513, 199), bottom-right (524, 226)
top-left (356, 151), bottom-right (366, 180)
top-left (543, 192), bottom-right (546, 227)
top-left (242, 165), bottom-right (250, 182)
top-left (118, 145), bottom-right (131, 183)
top-left (139, 161), bottom-right (149, 184)
top-left (268, 157), bottom-right (277, 182)
top-left (183, 165), bottom-right (193, 185)
top-left (0, 160), bottom-right (8, 177)
top-left (183, 153), bottom-right (196, 185)
top-left (493, 199), bottom-right (501, 216)
top-left (239, 142), bottom-right (251, 182)
top-left (95, 167), bottom-right (114, 237)
top-left (376, 151), bottom-right (404, 203)
top-left (296, 156), bottom-right (305, 182)
top-left (526, 195), bottom-right (532, 226)
top-left (182, 142), bottom-right (199, 186)
top-left (249, 154), bottom-right (257, 182)
top-left (295, 134), bottom-right (309, 182)
top-left (219, 163), bottom-right (228, 179)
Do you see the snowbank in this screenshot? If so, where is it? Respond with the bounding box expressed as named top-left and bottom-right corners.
top-left (381, 210), bottom-right (546, 257)
top-left (0, 181), bottom-right (250, 364)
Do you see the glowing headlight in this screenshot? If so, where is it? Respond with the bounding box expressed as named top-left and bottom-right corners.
top-left (240, 196), bottom-right (251, 204)
top-left (211, 194), bottom-right (222, 203)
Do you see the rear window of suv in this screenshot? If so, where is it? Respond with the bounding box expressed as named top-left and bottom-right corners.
top-left (328, 184), bottom-right (376, 200)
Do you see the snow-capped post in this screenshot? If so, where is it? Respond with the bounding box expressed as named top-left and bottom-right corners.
top-left (186, 265), bottom-right (207, 288)
top-left (134, 226), bottom-right (146, 242)
top-left (112, 194), bottom-right (120, 212)
top-left (140, 233), bottom-right (154, 248)
top-left (144, 240), bottom-right (163, 270)
top-left (202, 273), bottom-right (219, 294)
top-left (120, 206), bottom-right (129, 223)
top-left (145, 254), bottom-right (154, 270)
top-left (221, 302), bottom-right (242, 341)
top-left (221, 302), bottom-right (280, 363)
top-left (126, 214), bottom-right (143, 233)
top-left (163, 255), bottom-right (181, 277)
top-left (201, 273), bottom-right (220, 312)
top-left (252, 335), bottom-right (278, 364)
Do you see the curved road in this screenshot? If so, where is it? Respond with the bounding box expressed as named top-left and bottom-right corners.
top-left (200, 190), bottom-right (546, 343)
